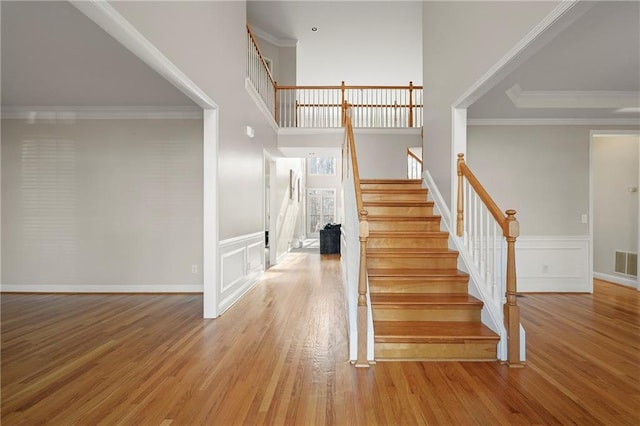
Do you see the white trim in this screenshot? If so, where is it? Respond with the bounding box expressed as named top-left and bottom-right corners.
top-left (219, 231), bottom-right (265, 247)
top-left (468, 118), bottom-right (640, 126)
top-left (593, 272), bottom-right (638, 289)
top-left (250, 26), bottom-right (298, 48)
top-left (218, 232), bottom-right (265, 315)
top-left (0, 284), bottom-right (203, 293)
top-left (245, 78), bottom-right (279, 133)
top-left (203, 109), bottom-right (219, 318)
top-left (454, 0), bottom-right (590, 109)
top-left (70, 0), bottom-right (217, 110)
top-left (505, 85), bottom-right (640, 110)
top-left (516, 235), bottom-right (591, 292)
top-left (0, 106), bottom-right (203, 120)
top-left (422, 169), bottom-right (451, 232)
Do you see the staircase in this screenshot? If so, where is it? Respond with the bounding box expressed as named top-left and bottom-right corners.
top-left (361, 179), bottom-right (499, 361)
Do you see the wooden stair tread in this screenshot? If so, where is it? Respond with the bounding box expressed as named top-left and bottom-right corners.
top-left (369, 231), bottom-right (447, 238)
top-left (362, 188), bottom-right (427, 193)
top-left (363, 201), bottom-right (434, 206)
top-left (367, 215), bottom-right (440, 221)
top-left (361, 179), bottom-right (422, 184)
top-left (374, 321), bottom-right (499, 342)
top-left (368, 268), bottom-right (468, 278)
top-left (367, 248), bottom-right (457, 256)
top-left (371, 294), bottom-right (482, 306)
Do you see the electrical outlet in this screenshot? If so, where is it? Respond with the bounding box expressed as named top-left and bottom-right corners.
top-left (542, 264), bottom-right (549, 274)
top-left (581, 214), bottom-right (588, 224)
top-left (191, 264), bottom-right (198, 274)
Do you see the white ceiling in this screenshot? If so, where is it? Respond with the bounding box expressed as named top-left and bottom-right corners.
top-left (247, 1), bottom-right (423, 85)
top-left (1, 0), bottom-right (638, 124)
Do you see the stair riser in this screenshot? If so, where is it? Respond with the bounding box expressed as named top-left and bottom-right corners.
top-left (368, 256), bottom-right (457, 269)
top-left (368, 221), bottom-right (440, 232)
top-left (369, 280), bottom-right (469, 294)
top-left (367, 238), bottom-right (448, 249)
top-left (362, 192), bottom-right (428, 203)
top-left (372, 308), bottom-right (480, 322)
top-left (364, 206), bottom-right (434, 216)
top-left (361, 184), bottom-right (424, 190)
top-left (374, 342), bottom-right (497, 361)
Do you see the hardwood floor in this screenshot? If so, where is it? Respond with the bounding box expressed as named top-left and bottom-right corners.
top-left (2, 255), bottom-right (639, 425)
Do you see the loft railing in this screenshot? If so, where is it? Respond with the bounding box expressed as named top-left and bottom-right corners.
top-left (247, 26), bottom-right (276, 117)
top-left (407, 148), bottom-right (422, 179)
top-left (342, 103), bottom-right (370, 367)
top-left (246, 26), bottom-right (422, 129)
top-left (277, 82), bottom-right (423, 128)
top-left (456, 153), bottom-right (523, 367)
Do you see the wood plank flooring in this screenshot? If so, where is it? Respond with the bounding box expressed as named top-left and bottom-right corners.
top-left (2, 254), bottom-right (639, 425)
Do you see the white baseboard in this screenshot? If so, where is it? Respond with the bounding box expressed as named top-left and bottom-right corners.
top-left (218, 231), bottom-right (265, 314)
top-left (517, 236), bottom-right (591, 292)
top-left (593, 272), bottom-right (638, 289)
top-left (0, 284), bottom-right (203, 293)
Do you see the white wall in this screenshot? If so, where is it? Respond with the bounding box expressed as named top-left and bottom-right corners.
top-left (355, 131), bottom-right (422, 179)
top-left (422, 1), bottom-right (559, 212)
top-left (1, 118), bottom-right (203, 291)
top-left (593, 134), bottom-right (639, 283)
top-left (110, 1), bottom-right (278, 241)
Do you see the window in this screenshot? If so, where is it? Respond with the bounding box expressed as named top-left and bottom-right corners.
top-left (308, 157), bottom-right (336, 176)
top-left (307, 189), bottom-right (335, 235)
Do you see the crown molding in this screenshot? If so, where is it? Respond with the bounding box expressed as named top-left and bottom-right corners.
top-left (250, 26), bottom-right (298, 48)
top-left (0, 106), bottom-right (203, 120)
top-left (468, 118), bottom-right (640, 126)
top-left (506, 84), bottom-right (640, 109)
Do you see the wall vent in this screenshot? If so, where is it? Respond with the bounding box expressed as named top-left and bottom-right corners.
top-left (615, 251), bottom-right (638, 277)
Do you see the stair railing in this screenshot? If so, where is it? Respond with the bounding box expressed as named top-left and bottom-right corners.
top-left (456, 153), bottom-right (523, 367)
top-left (407, 149), bottom-right (423, 179)
top-left (246, 25), bottom-right (277, 119)
top-left (342, 103), bottom-right (370, 367)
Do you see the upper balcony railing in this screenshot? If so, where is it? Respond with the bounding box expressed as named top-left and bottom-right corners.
top-left (247, 26), bottom-right (422, 129)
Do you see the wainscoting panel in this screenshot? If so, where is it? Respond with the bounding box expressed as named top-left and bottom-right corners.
top-left (516, 236), bottom-right (590, 292)
top-left (218, 232), bottom-right (265, 314)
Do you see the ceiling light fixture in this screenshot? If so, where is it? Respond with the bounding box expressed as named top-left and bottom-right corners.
top-left (311, 27), bottom-right (318, 32)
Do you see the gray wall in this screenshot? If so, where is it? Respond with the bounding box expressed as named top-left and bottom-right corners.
top-left (1, 118), bottom-right (203, 289)
top-left (593, 134), bottom-right (639, 277)
top-left (255, 34), bottom-right (297, 86)
top-left (355, 131), bottom-right (422, 179)
top-left (422, 1), bottom-right (558, 211)
top-left (111, 1), bottom-right (278, 240)
top-left (467, 125), bottom-right (640, 236)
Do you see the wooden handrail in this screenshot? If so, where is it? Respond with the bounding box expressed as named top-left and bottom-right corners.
top-left (456, 153), bottom-right (523, 367)
top-left (344, 103), bottom-right (370, 368)
top-left (457, 153), bottom-right (506, 234)
top-left (246, 25), bottom-right (276, 87)
top-left (407, 149), bottom-right (423, 165)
